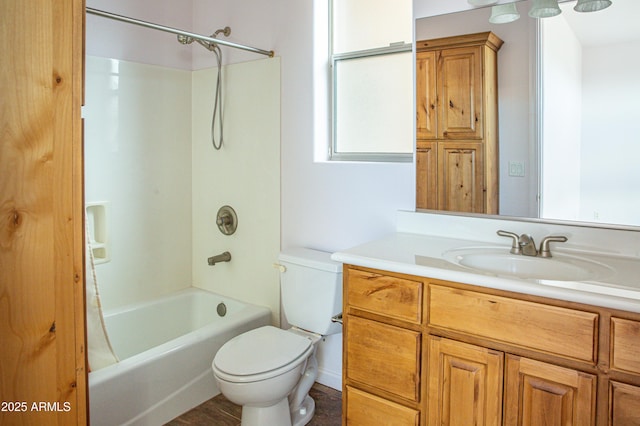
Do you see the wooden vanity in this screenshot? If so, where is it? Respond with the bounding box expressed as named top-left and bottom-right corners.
top-left (342, 265), bottom-right (640, 425)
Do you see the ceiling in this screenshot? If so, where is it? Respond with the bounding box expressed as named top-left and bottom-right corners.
top-left (560, 0), bottom-right (640, 47)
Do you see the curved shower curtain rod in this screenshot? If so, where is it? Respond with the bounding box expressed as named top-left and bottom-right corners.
top-left (86, 7), bottom-right (275, 58)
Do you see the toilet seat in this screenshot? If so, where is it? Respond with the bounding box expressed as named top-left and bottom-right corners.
top-left (213, 326), bottom-right (313, 384)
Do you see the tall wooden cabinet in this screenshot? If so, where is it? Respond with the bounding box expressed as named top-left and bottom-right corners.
top-left (342, 265), bottom-right (640, 425)
top-left (416, 32), bottom-right (503, 214)
top-left (0, 0), bottom-right (87, 424)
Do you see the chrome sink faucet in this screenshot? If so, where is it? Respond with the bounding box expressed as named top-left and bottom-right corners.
top-left (497, 231), bottom-right (567, 258)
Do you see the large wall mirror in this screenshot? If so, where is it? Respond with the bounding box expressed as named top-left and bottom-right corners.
top-left (414, 0), bottom-right (640, 228)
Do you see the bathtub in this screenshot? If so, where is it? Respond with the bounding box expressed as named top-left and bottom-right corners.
top-left (88, 288), bottom-right (271, 426)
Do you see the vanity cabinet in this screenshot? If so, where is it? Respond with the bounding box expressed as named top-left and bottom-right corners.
top-left (416, 32), bottom-right (502, 214)
top-left (342, 265), bottom-right (640, 426)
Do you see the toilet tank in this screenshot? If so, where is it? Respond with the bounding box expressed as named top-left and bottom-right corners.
top-left (278, 248), bottom-right (343, 336)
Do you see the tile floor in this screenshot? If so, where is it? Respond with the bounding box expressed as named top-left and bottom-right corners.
top-left (166, 383), bottom-right (342, 425)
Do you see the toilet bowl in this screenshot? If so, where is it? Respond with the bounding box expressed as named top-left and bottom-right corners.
top-left (211, 248), bottom-right (342, 426)
top-left (212, 326), bottom-right (320, 426)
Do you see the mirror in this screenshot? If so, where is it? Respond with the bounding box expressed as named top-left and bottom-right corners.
top-left (414, 0), bottom-right (640, 228)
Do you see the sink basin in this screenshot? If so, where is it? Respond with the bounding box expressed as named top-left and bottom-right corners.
top-left (443, 248), bottom-right (613, 281)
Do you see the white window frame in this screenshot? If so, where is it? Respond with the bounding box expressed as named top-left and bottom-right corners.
top-left (329, 1), bottom-right (413, 163)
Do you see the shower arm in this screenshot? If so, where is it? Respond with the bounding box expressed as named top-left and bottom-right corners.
top-left (86, 7), bottom-right (274, 58)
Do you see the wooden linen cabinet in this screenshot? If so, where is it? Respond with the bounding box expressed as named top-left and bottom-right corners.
top-left (416, 32), bottom-right (502, 214)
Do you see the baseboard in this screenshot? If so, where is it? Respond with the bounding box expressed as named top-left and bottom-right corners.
top-left (316, 367), bottom-right (342, 391)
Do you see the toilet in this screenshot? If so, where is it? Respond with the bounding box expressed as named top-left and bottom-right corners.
top-left (212, 248), bottom-right (343, 426)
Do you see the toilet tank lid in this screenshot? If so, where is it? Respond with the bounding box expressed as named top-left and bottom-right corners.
top-left (279, 248), bottom-right (342, 273)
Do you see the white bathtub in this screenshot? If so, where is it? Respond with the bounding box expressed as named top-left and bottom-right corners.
top-left (88, 288), bottom-right (271, 426)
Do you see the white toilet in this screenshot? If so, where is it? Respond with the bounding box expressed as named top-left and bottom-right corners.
top-left (212, 248), bottom-right (343, 426)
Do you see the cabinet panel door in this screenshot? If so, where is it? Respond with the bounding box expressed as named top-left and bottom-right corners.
top-left (504, 355), bottom-right (596, 426)
top-left (437, 142), bottom-right (484, 213)
top-left (346, 316), bottom-right (421, 401)
top-left (438, 46), bottom-right (483, 139)
top-left (427, 336), bottom-right (503, 426)
top-left (416, 51), bottom-right (438, 140)
top-left (345, 386), bottom-right (419, 426)
top-left (416, 142), bottom-right (438, 210)
top-left (611, 317), bottom-right (640, 375)
top-left (610, 381), bottom-right (640, 426)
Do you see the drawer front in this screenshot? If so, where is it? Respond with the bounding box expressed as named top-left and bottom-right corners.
top-left (346, 316), bottom-right (421, 401)
top-left (347, 269), bottom-right (423, 324)
top-left (428, 285), bottom-right (598, 363)
top-left (611, 317), bottom-right (640, 374)
top-left (346, 386), bottom-right (419, 426)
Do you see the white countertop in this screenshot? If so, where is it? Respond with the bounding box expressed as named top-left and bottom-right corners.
top-left (332, 231), bottom-right (640, 314)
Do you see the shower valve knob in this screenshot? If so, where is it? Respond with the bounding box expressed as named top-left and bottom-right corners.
top-left (216, 205), bottom-right (237, 235)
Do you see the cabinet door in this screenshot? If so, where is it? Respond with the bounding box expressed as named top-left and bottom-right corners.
top-left (427, 336), bottom-right (503, 426)
top-left (416, 51), bottom-right (438, 140)
top-left (504, 355), bottom-right (596, 426)
top-left (437, 142), bottom-right (484, 213)
top-left (438, 46), bottom-right (483, 140)
top-left (610, 381), bottom-right (640, 426)
top-left (416, 142), bottom-right (437, 210)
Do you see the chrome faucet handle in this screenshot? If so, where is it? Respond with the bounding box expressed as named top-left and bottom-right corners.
top-left (497, 230), bottom-right (521, 254)
top-left (539, 235), bottom-right (568, 258)
top-left (519, 234), bottom-right (538, 257)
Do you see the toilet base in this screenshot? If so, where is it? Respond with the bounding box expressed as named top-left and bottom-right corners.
top-left (241, 398), bottom-right (291, 426)
top-left (239, 395), bottom-right (315, 426)
top-left (291, 395), bottom-right (315, 426)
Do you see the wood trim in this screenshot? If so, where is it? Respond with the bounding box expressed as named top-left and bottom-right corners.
top-left (417, 31), bottom-right (504, 53)
top-left (0, 0), bottom-right (86, 423)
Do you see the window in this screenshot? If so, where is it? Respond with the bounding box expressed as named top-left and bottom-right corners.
top-left (330, 0), bottom-right (413, 162)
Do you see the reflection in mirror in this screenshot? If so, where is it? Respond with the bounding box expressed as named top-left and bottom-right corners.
top-left (414, 0), bottom-right (640, 228)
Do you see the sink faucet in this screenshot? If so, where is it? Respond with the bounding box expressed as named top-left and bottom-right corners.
top-left (497, 231), bottom-right (568, 258)
top-left (538, 235), bottom-right (568, 258)
top-left (208, 251), bottom-right (231, 265)
top-left (518, 234), bottom-right (538, 256)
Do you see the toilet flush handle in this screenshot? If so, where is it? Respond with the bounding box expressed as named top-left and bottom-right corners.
top-left (331, 313), bottom-right (343, 324)
top-left (272, 263), bottom-right (286, 273)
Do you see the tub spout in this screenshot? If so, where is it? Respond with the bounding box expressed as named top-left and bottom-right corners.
top-left (208, 251), bottom-right (231, 266)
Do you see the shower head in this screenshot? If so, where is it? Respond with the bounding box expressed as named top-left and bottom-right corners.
top-left (177, 34), bottom-right (194, 44)
top-left (213, 27), bottom-right (231, 38)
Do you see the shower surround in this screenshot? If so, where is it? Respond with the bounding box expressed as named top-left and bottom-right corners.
top-left (84, 56), bottom-right (281, 318)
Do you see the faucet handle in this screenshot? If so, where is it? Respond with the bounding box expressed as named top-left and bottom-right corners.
top-left (539, 235), bottom-right (568, 258)
top-left (497, 230), bottom-right (521, 254)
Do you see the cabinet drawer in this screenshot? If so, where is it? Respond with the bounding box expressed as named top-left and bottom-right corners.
top-left (346, 386), bottom-right (419, 426)
top-left (347, 269), bottom-right (423, 324)
top-left (611, 317), bottom-right (640, 374)
top-left (346, 316), bottom-right (421, 401)
top-left (428, 285), bottom-right (598, 363)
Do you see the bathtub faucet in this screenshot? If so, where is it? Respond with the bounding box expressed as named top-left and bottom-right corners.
top-left (208, 251), bottom-right (231, 266)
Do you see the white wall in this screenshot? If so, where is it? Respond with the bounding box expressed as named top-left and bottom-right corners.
top-left (579, 40), bottom-right (640, 225)
top-left (540, 17), bottom-right (582, 221)
top-left (86, 0), bottom-right (193, 70)
top-left (84, 56), bottom-right (193, 309)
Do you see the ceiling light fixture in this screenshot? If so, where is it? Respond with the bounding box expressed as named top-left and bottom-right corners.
top-left (528, 0), bottom-right (562, 18)
top-left (489, 3), bottom-right (521, 23)
top-left (574, 0), bottom-right (612, 12)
